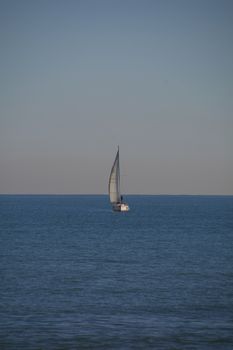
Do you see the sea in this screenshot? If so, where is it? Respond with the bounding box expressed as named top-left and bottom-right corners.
top-left (0, 195), bottom-right (233, 350)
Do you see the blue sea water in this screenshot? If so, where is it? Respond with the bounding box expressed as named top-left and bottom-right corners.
top-left (0, 195), bottom-right (233, 350)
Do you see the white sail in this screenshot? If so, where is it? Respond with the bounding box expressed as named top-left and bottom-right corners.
top-left (108, 148), bottom-right (121, 204)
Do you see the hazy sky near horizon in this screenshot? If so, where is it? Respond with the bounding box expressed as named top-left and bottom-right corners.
top-left (1, 0), bottom-right (233, 194)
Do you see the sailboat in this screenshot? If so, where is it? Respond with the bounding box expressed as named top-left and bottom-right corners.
top-left (108, 147), bottom-right (130, 212)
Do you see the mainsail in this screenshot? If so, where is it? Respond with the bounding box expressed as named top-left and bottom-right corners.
top-left (108, 148), bottom-right (121, 204)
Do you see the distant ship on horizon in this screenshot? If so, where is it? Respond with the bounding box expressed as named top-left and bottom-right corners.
top-left (108, 147), bottom-right (130, 212)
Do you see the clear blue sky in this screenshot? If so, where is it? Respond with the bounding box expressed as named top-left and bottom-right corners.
top-left (0, 0), bottom-right (232, 194)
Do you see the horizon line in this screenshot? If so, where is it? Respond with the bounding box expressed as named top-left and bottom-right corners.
top-left (0, 193), bottom-right (233, 196)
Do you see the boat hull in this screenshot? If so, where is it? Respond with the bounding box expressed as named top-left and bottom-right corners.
top-left (112, 203), bottom-right (130, 212)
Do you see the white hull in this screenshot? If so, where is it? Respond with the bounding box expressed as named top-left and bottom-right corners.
top-left (112, 203), bottom-right (130, 212)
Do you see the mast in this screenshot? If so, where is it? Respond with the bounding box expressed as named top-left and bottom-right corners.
top-left (118, 145), bottom-right (120, 199)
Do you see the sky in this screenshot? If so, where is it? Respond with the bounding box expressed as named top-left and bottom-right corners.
top-left (0, 0), bottom-right (233, 195)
